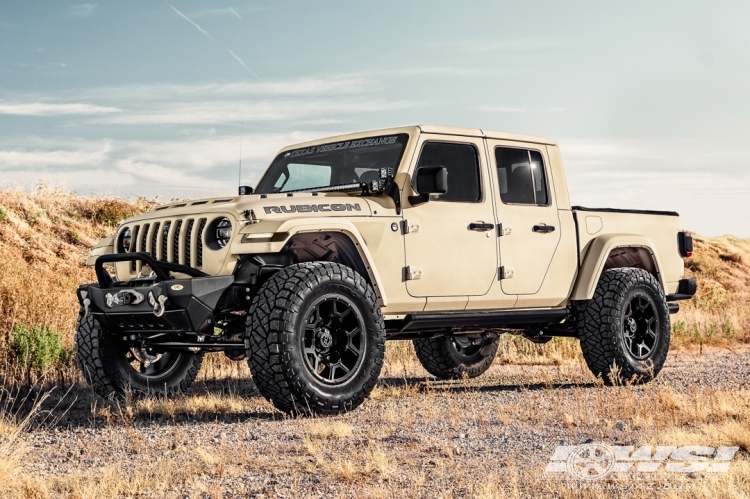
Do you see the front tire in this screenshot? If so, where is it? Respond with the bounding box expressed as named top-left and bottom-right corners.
top-left (413, 334), bottom-right (499, 380)
top-left (577, 268), bottom-right (670, 384)
top-left (246, 262), bottom-right (386, 415)
top-left (75, 311), bottom-right (203, 400)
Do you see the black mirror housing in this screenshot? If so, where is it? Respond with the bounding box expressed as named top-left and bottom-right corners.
top-left (415, 166), bottom-right (448, 195)
top-left (409, 166), bottom-right (448, 206)
top-left (239, 185), bottom-right (254, 195)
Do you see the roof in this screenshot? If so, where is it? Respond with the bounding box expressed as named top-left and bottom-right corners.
top-left (277, 125), bottom-right (557, 154)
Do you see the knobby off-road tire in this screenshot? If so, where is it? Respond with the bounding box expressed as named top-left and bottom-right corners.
top-left (413, 334), bottom-right (499, 380)
top-left (577, 268), bottom-right (670, 384)
top-left (75, 310), bottom-right (203, 400)
top-left (246, 262), bottom-right (386, 415)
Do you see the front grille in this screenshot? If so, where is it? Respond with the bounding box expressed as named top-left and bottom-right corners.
top-left (161, 222), bottom-right (171, 261)
top-left (196, 219), bottom-right (207, 268)
top-left (150, 222), bottom-right (160, 260)
top-left (185, 219), bottom-right (194, 265)
top-left (130, 225), bottom-right (140, 272)
top-left (121, 217), bottom-right (210, 274)
top-left (139, 224), bottom-right (150, 253)
top-left (172, 220), bottom-right (182, 263)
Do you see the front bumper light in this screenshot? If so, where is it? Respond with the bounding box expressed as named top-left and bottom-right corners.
top-left (240, 232), bottom-right (289, 244)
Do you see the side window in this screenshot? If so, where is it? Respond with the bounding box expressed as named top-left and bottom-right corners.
top-left (416, 142), bottom-right (481, 202)
top-left (495, 147), bottom-right (548, 206)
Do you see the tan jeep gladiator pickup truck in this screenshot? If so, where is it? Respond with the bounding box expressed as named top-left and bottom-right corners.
top-left (76, 125), bottom-right (696, 414)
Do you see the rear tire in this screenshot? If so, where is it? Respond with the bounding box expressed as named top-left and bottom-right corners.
top-left (413, 334), bottom-right (499, 380)
top-left (246, 262), bottom-right (385, 415)
top-left (75, 311), bottom-right (203, 400)
top-left (577, 268), bottom-right (670, 384)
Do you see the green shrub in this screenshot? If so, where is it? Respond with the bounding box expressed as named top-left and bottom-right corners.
top-left (9, 324), bottom-right (72, 372)
top-left (67, 230), bottom-right (80, 244)
top-left (672, 320), bottom-right (687, 337)
top-left (0, 206), bottom-right (7, 223)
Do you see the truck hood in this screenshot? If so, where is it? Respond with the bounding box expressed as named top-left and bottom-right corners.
top-left (120, 192), bottom-right (373, 225)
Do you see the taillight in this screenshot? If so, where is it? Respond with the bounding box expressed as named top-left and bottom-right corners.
top-left (678, 231), bottom-right (693, 258)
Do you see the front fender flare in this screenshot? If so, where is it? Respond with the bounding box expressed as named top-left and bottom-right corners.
top-left (233, 218), bottom-right (388, 306)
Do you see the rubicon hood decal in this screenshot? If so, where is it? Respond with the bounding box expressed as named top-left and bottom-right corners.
top-left (263, 203), bottom-right (362, 214)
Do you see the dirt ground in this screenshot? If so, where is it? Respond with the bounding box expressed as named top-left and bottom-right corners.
top-left (2, 346), bottom-right (748, 499)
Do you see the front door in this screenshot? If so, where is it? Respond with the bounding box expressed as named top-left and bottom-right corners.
top-left (486, 140), bottom-right (561, 295)
top-left (403, 135), bottom-right (498, 298)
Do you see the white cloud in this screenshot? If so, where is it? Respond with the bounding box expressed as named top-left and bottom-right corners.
top-left (478, 106), bottom-right (566, 113)
top-left (115, 160), bottom-right (222, 190)
top-left (0, 102), bottom-right (119, 116)
top-left (70, 3), bottom-right (98, 18)
top-left (0, 141), bottom-right (111, 167)
top-left (0, 132), bottom-right (327, 198)
top-left (75, 75), bottom-right (378, 101)
top-left (559, 137), bottom-right (750, 236)
top-left (94, 98), bottom-right (418, 125)
top-left (479, 106), bottom-right (528, 113)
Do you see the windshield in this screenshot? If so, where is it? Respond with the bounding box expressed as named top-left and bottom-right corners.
top-left (255, 134), bottom-right (409, 194)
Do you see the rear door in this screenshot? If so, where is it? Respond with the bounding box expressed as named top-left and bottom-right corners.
top-left (403, 135), bottom-right (498, 298)
top-left (486, 140), bottom-right (561, 295)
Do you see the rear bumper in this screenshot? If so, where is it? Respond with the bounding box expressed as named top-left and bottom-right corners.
top-left (666, 278), bottom-right (697, 302)
top-left (78, 252), bottom-right (234, 335)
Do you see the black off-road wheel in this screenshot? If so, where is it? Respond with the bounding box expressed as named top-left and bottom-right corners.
top-left (577, 268), bottom-right (670, 384)
top-left (413, 334), bottom-right (499, 380)
top-left (246, 262), bottom-right (386, 415)
top-left (75, 311), bottom-right (203, 400)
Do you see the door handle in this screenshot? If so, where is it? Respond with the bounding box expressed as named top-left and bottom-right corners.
top-left (469, 223), bottom-right (495, 231)
top-left (533, 225), bottom-right (556, 233)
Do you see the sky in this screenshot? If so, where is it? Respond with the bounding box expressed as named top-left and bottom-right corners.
top-left (1, 1), bottom-right (749, 236)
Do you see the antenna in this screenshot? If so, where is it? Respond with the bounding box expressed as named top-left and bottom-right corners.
top-left (238, 121), bottom-right (243, 188)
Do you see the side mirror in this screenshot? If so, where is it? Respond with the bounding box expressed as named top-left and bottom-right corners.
top-left (410, 166), bottom-right (448, 205)
top-left (239, 185), bottom-right (254, 195)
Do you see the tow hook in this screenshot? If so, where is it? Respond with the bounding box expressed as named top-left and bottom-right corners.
top-left (148, 291), bottom-right (168, 317)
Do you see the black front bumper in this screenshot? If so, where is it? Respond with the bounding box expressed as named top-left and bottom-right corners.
top-left (78, 252), bottom-right (234, 335)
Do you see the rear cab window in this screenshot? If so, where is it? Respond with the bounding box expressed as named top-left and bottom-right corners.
top-left (495, 147), bottom-right (549, 206)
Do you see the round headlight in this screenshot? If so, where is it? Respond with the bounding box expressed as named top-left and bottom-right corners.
top-left (120, 228), bottom-right (132, 252)
top-left (216, 218), bottom-right (232, 248)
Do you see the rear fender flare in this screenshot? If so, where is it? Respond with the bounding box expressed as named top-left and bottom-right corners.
top-left (570, 234), bottom-right (665, 301)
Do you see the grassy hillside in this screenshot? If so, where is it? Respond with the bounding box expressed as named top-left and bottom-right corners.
top-left (0, 188), bottom-right (747, 380)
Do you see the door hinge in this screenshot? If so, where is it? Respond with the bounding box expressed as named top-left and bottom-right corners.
top-left (498, 223), bottom-right (512, 236)
top-left (498, 266), bottom-right (515, 280)
top-left (404, 266), bottom-right (423, 281)
top-left (401, 220), bottom-right (420, 234)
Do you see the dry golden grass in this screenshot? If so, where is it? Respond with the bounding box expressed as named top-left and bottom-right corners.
top-left (0, 390), bottom-right (49, 495)
top-left (0, 188), bottom-right (156, 383)
top-left (675, 235), bottom-right (750, 347)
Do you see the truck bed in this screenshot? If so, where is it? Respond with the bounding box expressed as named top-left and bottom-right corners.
top-left (571, 205), bottom-right (685, 296)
